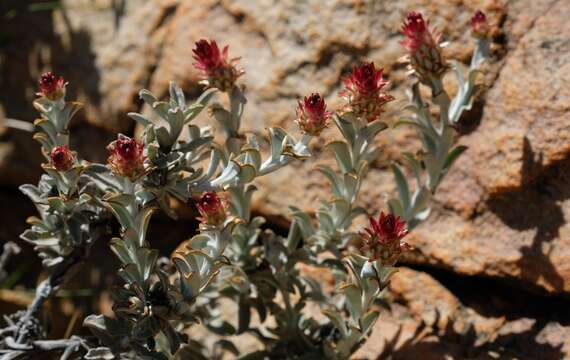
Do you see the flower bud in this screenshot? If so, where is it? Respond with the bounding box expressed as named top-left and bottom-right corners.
top-left (339, 62), bottom-right (394, 122)
top-left (400, 12), bottom-right (447, 82)
top-left (50, 145), bottom-right (75, 171)
top-left (196, 192), bottom-right (226, 226)
top-left (471, 10), bottom-right (490, 38)
top-left (37, 72), bottom-right (66, 101)
top-left (192, 39), bottom-right (243, 92)
top-left (107, 134), bottom-right (146, 180)
top-left (295, 93), bottom-right (331, 136)
top-left (360, 211), bottom-right (410, 265)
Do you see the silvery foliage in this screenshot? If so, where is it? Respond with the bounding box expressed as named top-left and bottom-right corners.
top-left (388, 36), bottom-right (490, 230)
top-left (0, 32), bottom-right (488, 360)
top-left (1, 92), bottom-right (110, 358)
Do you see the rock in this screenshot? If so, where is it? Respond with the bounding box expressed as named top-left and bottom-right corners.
top-left (355, 267), bottom-right (570, 359)
top-left (405, 0), bottom-right (570, 294)
top-left (238, 0), bottom-right (570, 295)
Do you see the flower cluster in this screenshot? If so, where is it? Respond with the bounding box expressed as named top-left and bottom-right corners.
top-left (361, 212), bottom-right (410, 265)
top-left (106, 134), bottom-right (146, 180)
top-left (37, 72), bottom-right (66, 101)
top-left (339, 62), bottom-right (394, 123)
top-left (192, 39), bottom-right (244, 92)
top-left (401, 12), bottom-right (447, 82)
top-left (196, 191), bottom-right (227, 226)
top-left (471, 10), bottom-right (490, 38)
top-left (49, 145), bottom-right (75, 172)
top-left (296, 93), bottom-right (331, 135)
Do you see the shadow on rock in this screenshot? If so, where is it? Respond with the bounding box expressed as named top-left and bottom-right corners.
top-left (487, 137), bottom-right (567, 293)
top-left (377, 310), bottom-right (566, 360)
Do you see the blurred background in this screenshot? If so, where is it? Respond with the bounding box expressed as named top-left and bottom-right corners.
top-left (0, 0), bottom-right (569, 358)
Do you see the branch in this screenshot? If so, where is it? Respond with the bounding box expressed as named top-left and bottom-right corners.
top-left (0, 242), bottom-right (21, 283)
top-left (13, 251), bottom-right (83, 345)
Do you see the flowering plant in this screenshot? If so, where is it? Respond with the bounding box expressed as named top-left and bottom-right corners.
top-left (0, 9), bottom-right (490, 360)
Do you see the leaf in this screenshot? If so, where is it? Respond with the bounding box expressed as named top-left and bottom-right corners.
top-left (316, 165), bottom-right (343, 199)
top-left (139, 89), bottom-right (158, 107)
top-left (169, 81), bottom-right (186, 108)
top-left (236, 163), bottom-right (256, 184)
top-left (391, 164), bottom-right (410, 211)
top-left (237, 296), bottom-right (251, 334)
top-left (230, 86), bottom-right (246, 120)
top-left (156, 126), bottom-right (172, 148)
top-left (322, 309), bottom-right (347, 338)
top-left (333, 113), bottom-right (356, 145)
top-left (110, 238), bottom-right (133, 265)
top-left (363, 120), bottom-right (388, 140)
top-left (360, 310), bottom-right (379, 333)
top-left (238, 351), bottom-right (272, 360)
top-left (162, 321), bottom-right (181, 354)
top-left (267, 127), bottom-right (286, 160)
top-left (206, 320), bottom-right (236, 336)
top-left (19, 184), bottom-right (42, 203)
top-left (84, 347), bottom-right (115, 360)
top-left (327, 141), bottom-right (353, 174)
top-left (152, 101), bottom-right (170, 120)
top-left (342, 283), bottom-right (362, 321)
top-left (388, 199), bottom-right (403, 217)
top-left (443, 145), bottom-right (468, 172)
top-left (127, 112), bottom-right (151, 127)
top-left (33, 118), bottom-right (58, 144)
top-left (215, 340), bottom-right (240, 356)
top-left (410, 187), bottom-right (430, 219)
top-left (32, 132), bottom-right (54, 151)
top-left (289, 206), bottom-right (315, 239)
top-left (104, 200), bottom-right (134, 230)
top-left (168, 107), bottom-right (185, 143)
top-left (211, 105), bottom-right (234, 131)
top-left (252, 298), bottom-right (267, 323)
top-left (401, 152), bottom-right (423, 187)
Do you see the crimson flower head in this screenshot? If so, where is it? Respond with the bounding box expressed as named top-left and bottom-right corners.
top-left (296, 93), bottom-right (331, 136)
top-left (37, 72), bottom-right (66, 101)
top-left (196, 191), bottom-right (227, 226)
top-left (361, 211), bottom-right (410, 265)
top-left (50, 145), bottom-right (75, 172)
top-left (107, 134), bottom-right (146, 180)
top-left (192, 39), bottom-right (243, 92)
top-left (471, 10), bottom-right (490, 38)
top-left (400, 12), bottom-right (447, 82)
top-left (401, 12), bottom-right (430, 51)
top-left (339, 62), bottom-right (394, 122)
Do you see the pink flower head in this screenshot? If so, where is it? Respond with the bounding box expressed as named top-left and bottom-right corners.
top-left (37, 72), bottom-right (66, 101)
top-left (361, 211), bottom-right (410, 264)
top-left (400, 12), bottom-right (447, 82)
top-left (401, 12), bottom-right (431, 51)
top-left (296, 93), bottom-right (331, 136)
top-left (50, 145), bottom-right (75, 172)
top-left (107, 134), bottom-right (146, 180)
top-left (471, 10), bottom-right (490, 38)
top-left (344, 62), bottom-right (389, 96)
top-left (193, 39), bottom-right (227, 73)
top-left (196, 191), bottom-right (227, 226)
top-left (339, 62), bottom-right (394, 122)
top-left (192, 39), bottom-right (243, 91)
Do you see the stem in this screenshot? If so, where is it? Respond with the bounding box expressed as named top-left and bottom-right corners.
top-left (278, 284), bottom-right (314, 351)
top-left (14, 253), bottom-right (82, 344)
top-left (429, 76), bottom-right (451, 131)
top-left (0, 242), bottom-right (21, 283)
top-left (2, 118), bottom-right (35, 132)
top-left (258, 134), bottom-right (313, 176)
